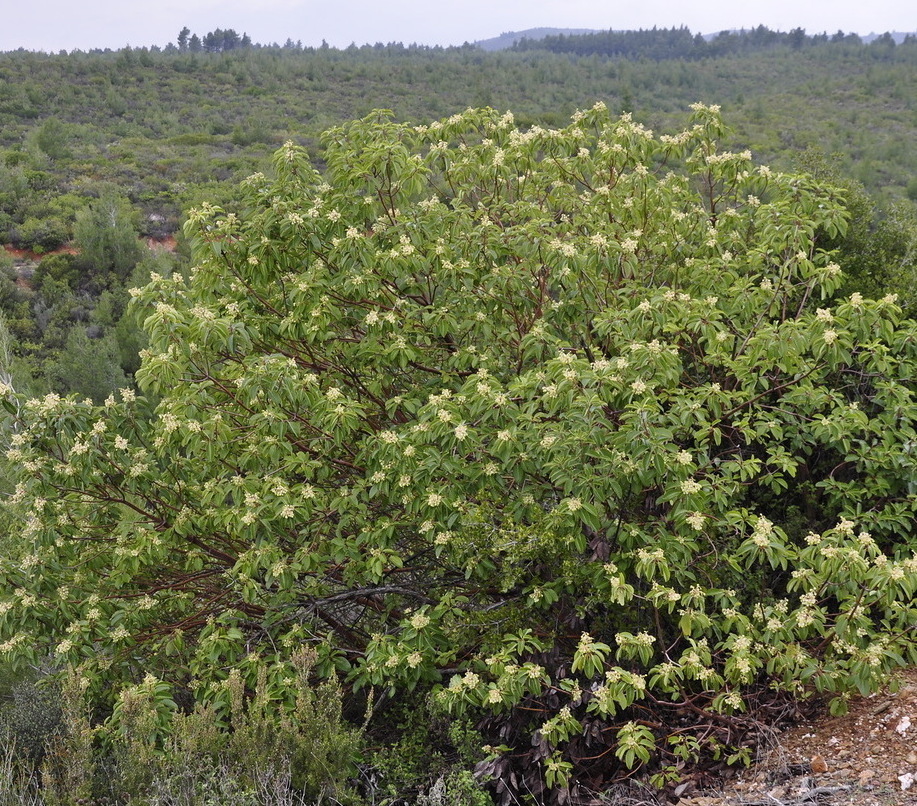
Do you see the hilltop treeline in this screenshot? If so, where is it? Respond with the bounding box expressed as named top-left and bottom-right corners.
top-left (512, 24), bottom-right (909, 59)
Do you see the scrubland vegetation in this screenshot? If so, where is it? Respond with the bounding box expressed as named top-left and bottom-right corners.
top-left (0, 27), bottom-right (915, 806)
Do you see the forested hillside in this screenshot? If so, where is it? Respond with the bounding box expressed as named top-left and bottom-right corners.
top-left (0, 28), bottom-right (916, 806)
top-left (2, 34), bottom-right (916, 206)
top-left (0, 31), bottom-right (914, 405)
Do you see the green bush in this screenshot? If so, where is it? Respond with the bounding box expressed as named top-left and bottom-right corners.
top-left (2, 661), bottom-right (360, 805)
top-left (365, 704), bottom-right (489, 804)
top-left (34, 253), bottom-right (79, 289)
top-left (0, 680), bottom-right (62, 767)
top-left (15, 217), bottom-right (69, 253)
top-left (2, 105), bottom-right (917, 802)
top-left (73, 194), bottom-right (144, 280)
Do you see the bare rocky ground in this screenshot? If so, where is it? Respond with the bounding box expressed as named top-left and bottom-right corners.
top-left (675, 668), bottom-right (917, 806)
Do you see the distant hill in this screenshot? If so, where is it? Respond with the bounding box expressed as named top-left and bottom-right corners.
top-left (474, 28), bottom-right (599, 51)
top-left (861, 31), bottom-right (914, 44)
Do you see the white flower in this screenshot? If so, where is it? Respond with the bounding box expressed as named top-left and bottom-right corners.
top-left (410, 613), bottom-right (430, 630)
top-left (835, 517), bottom-right (855, 535)
top-left (681, 479), bottom-right (701, 495)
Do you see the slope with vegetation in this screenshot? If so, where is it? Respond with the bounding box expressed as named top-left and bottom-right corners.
top-left (0, 30), bottom-right (914, 408)
top-left (0, 25), bottom-right (915, 806)
top-left (0, 102), bottom-right (916, 804)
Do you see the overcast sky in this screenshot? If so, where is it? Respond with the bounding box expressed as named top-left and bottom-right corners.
top-left (1, 0), bottom-right (913, 53)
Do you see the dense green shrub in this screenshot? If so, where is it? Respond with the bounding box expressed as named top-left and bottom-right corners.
top-left (14, 217), bottom-right (68, 253)
top-left (73, 194), bottom-right (144, 280)
top-left (2, 105), bottom-right (917, 802)
top-left (34, 253), bottom-right (79, 289)
top-left (796, 149), bottom-right (917, 309)
top-left (47, 327), bottom-right (129, 403)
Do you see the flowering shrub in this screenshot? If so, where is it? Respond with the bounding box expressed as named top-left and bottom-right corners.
top-left (3, 104), bottom-right (917, 801)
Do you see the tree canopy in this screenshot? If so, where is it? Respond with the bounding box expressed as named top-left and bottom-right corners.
top-left (3, 104), bottom-right (917, 801)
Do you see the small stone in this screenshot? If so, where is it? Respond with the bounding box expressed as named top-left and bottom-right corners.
top-left (837, 749), bottom-right (851, 759)
top-left (900, 771), bottom-right (916, 791)
top-left (672, 781), bottom-right (693, 797)
top-left (810, 755), bottom-right (828, 774)
top-left (907, 752), bottom-right (917, 765)
top-left (858, 770), bottom-right (875, 786)
top-left (796, 776), bottom-right (815, 793)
